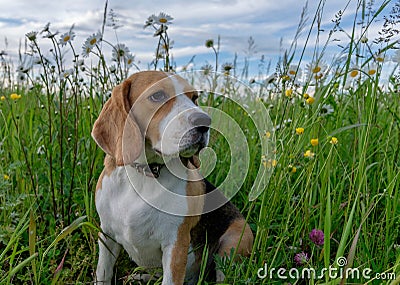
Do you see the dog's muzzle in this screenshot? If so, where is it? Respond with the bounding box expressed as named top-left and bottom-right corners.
top-left (189, 112), bottom-right (211, 135)
top-left (179, 112), bottom-right (211, 157)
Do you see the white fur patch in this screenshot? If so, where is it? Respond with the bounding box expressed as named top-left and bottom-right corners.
top-left (152, 76), bottom-right (207, 156)
top-left (96, 164), bottom-right (188, 266)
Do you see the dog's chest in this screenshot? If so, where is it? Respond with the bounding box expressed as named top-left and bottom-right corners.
top-left (96, 166), bottom-right (188, 267)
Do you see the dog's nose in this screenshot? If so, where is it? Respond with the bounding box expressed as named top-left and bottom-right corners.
top-left (189, 112), bottom-right (211, 134)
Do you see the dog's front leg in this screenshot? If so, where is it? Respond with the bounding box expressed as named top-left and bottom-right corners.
top-left (161, 231), bottom-right (190, 285)
top-left (95, 232), bottom-right (121, 285)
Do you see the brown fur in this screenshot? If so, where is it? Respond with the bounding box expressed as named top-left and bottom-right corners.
top-left (92, 71), bottom-right (198, 167)
top-left (170, 161), bottom-right (206, 284)
top-left (91, 80), bottom-right (143, 166)
top-left (218, 218), bottom-right (254, 258)
top-left (92, 71), bottom-right (253, 284)
top-left (95, 155), bottom-right (117, 195)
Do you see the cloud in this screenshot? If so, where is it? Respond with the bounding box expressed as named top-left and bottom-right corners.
top-left (0, 0), bottom-right (395, 74)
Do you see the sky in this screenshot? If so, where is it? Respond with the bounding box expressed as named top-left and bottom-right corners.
top-left (0, 0), bottom-right (397, 77)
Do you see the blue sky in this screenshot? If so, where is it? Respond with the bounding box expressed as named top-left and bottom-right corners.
top-left (0, 0), bottom-right (395, 76)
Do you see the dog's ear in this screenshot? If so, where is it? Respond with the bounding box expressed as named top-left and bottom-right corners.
top-left (92, 78), bottom-right (143, 166)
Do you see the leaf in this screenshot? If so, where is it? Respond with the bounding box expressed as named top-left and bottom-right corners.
top-left (8, 253), bottom-right (38, 279)
top-left (328, 123), bottom-right (367, 137)
top-left (29, 210), bottom-right (37, 282)
top-left (42, 216), bottom-right (87, 260)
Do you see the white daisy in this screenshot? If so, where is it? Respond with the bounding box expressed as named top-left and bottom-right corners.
top-left (360, 36), bottom-right (368, 43)
top-left (75, 59), bottom-right (84, 67)
top-left (264, 73), bottom-right (276, 85)
top-left (26, 31), bottom-right (38, 42)
top-left (374, 52), bottom-right (385, 63)
top-left (319, 104), bottom-right (334, 116)
top-left (17, 72), bottom-right (26, 83)
top-left (364, 63), bottom-right (378, 76)
top-left (44, 31), bottom-right (59, 39)
top-left (221, 63), bottom-right (234, 73)
top-left (41, 22), bottom-right (50, 34)
top-left (348, 65), bottom-right (361, 79)
top-left (82, 45), bottom-right (92, 58)
top-left (273, 118), bottom-right (292, 132)
top-left (144, 14), bottom-right (158, 28)
top-left (109, 65), bottom-right (117, 73)
top-left (112, 43), bottom-right (130, 62)
top-left (61, 68), bottom-right (74, 79)
top-left (16, 64), bottom-right (28, 74)
top-left (82, 32), bottom-right (102, 57)
top-left (287, 64), bottom-right (302, 79)
top-left (155, 12), bottom-right (173, 25)
top-left (125, 53), bottom-right (135, 68)
top-left (305, 60), bottom-right (328, 83)
top-left (87, 32), bottom-right (102, 46)
top-left (201, 64), bottom-right (213, 76)
top-left (59, 31), bottom-right (75, 46)
top-left (17, 55), bottom-right (33, 73)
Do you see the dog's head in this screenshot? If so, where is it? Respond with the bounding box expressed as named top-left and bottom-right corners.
top-left (91, 71), bottom-right (210, 166)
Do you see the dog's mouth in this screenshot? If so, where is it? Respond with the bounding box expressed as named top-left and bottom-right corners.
top-left (150, 129), bottom-right (208, 159)
top-left (178, 130), bottom-right (207, 158)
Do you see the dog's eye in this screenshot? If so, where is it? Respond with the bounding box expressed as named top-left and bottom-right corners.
top-left (149, 91), bottom-right (168, 102)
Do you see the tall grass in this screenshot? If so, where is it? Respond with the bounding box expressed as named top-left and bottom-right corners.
top-left (0, 0), bottom-right (399, 284)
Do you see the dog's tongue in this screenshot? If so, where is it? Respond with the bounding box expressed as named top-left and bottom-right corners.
top-left (179, 144), bottom-right (200, 158)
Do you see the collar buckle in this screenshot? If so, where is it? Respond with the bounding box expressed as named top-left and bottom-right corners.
top-left (131, 163), bottom-right (162, 178)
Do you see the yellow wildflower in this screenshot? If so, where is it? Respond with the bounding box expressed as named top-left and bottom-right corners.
top-left (10, 93), bottom-right (22, 100)
top-left (296, 127), bottom-right (304, 135)
top-left (264, 131), bottom-right (271, 139)
top-left (306, 97), bottom-right (315, 105)
top-left (310, 138), bottom-right (319, 146)
top-left (303, 93), bottom-right (310, 99)
top-left (262, 158), bottom-right (277, 168)
top-left (0, 96), bottom-right (5, 101)
top-left (3, 174), bottom-right (10, 180)
top-left (330, 137), bottom-right (339, 145)
top-left (304, 150), bottom-right (315, 158)
top-left (285, 89), bottom-right (293, 98)
top-left (288, 165), bottom-right (297, 173)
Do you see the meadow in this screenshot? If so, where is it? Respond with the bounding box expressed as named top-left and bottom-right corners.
top-left (0, 0), bottom-right (399, 284)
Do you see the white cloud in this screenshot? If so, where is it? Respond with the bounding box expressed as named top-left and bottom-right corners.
top-left (0, 0), bottom-right (396, 74)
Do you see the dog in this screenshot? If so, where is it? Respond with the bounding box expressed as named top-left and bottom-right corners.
top-left (92, 71), bottom-right (253, 285)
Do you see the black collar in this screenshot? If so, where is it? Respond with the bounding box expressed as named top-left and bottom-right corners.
top-left (131, 162), bottom-right (164, 178)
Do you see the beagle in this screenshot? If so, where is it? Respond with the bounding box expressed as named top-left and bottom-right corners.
top-left (92, 71), bottom-right (253, 285)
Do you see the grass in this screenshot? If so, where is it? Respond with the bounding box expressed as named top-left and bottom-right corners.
top-left (1, 0), bottom-right (400, 284)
